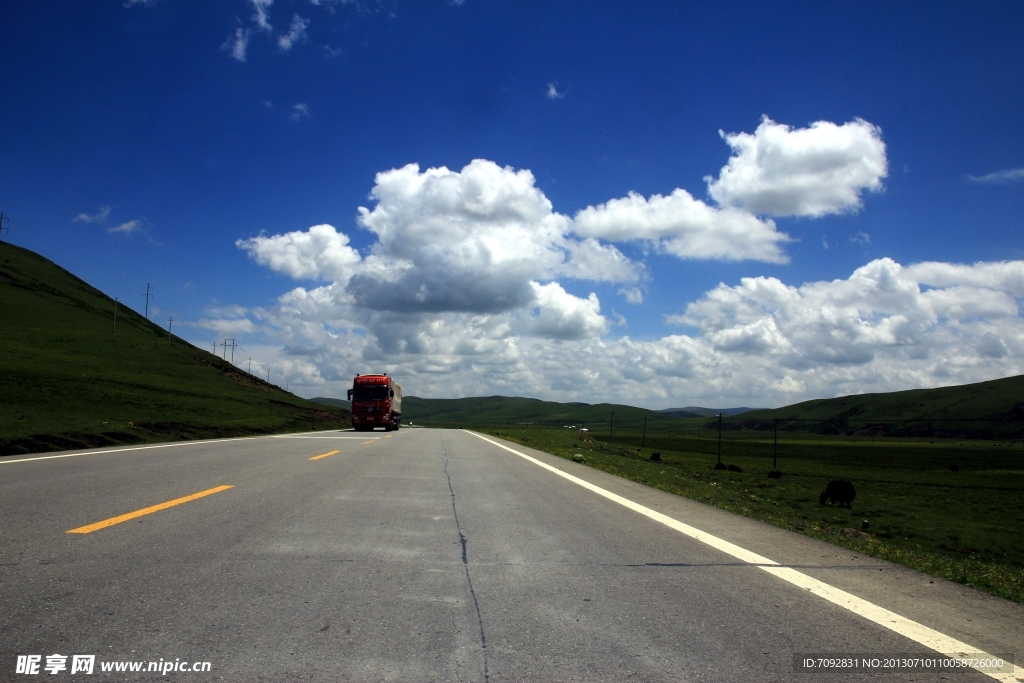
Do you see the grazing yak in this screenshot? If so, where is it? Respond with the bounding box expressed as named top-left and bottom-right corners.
top-left (819, 480), bottom-right (856, 508)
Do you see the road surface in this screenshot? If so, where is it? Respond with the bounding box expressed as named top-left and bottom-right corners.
top-left (1, 428), bottom-right (1021, 681)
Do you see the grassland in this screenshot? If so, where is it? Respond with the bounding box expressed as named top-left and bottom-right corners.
top-left (0, 241), bottom-right (349, 456)
top-left (473, 424), bottom-right (1024, 604)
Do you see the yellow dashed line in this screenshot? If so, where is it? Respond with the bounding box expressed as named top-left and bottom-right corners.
top-left (67, 485), bottom-right (233, 534)
top-left (309, 450), bottom-right (341, 461)
top-left (363, 440), bottom-right (376, 445)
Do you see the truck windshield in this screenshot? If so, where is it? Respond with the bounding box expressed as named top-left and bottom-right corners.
top-left (352, 386), bottom-right (389, 401)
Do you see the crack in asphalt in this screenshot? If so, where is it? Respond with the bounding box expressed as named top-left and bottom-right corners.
top-left (443, 439), bottom-right (489, 683)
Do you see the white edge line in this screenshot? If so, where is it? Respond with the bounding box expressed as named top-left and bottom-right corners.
top-left (465, 430), bottom-right (1023, 683)
top-left (0, 430), bottom-right (360, 465)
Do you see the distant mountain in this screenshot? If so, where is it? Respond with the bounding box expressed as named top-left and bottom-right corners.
top-left (658, 406), bottom-right (754, 418)
top-left (402, 395), bottom-right (698, 429)
top-left (311, 397), bottom-right (351, 411)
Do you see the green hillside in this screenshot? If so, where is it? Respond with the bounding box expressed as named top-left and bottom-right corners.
top-left (402, 395), bottom-right (694, 430)
top-left (742, 375), bottom-right (1024, 437)
top-left (0, 241), bottom-right (349, 456)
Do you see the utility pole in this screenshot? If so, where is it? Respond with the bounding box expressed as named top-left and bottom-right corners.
top-left (717, 413), bottom-right (723, 465)
top-left (248, 357), bottom-right (253, 374)
top-left (0, 212), bottom-right (9, 239)
top-left (143, 283), bottom-right (153, 319)
top-left (224, 339), bottom-right (237, 364)
top-left (167, 317), bottom-right (174, 340)
top-left (112, 298), bottom-right (119, 333)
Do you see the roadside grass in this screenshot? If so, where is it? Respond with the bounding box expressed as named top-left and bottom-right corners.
top-left (474, 425), bottom-right (1024, 605)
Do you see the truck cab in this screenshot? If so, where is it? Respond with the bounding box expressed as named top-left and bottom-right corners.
top-left (348, 374), bottom-right (402, 432)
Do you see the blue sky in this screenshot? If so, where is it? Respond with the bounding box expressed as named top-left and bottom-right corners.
top-left (3, 1), bottom-right (1023, 407)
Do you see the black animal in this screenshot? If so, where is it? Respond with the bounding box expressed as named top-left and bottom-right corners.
top-left (650, 452), bottom-right (662, 461)
top-left (819, 480), bottom-right (856, 508)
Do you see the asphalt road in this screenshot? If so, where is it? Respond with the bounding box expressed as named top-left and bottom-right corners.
top-left (1, 428), bottom-right (1021, 682)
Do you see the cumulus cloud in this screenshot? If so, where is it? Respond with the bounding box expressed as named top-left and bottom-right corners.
top-left (237, 224), bottom-right (361, 284)
top-left (546, 83), bottom-right (565, 100)
top-left (527, 282), bottom-right (607, 340)
top-left (240, 252), bottom-right (1024, 406)
top-left (73, 206), bottom-right (111, 224)
top-left (706, 116), bottom-right (887, 217)
top-left (968, 168), bottom-right (1024, 184)
top-left (238, 160), bottom-right (641, 344)
top-left (348, 160), bottom-right (636, 314)
top-left (670, 257), bottom-right (1023, 371)
top-left (573, 189), bottom-right (790, 263)
top-left (278, 15), bottom-right (309, 51)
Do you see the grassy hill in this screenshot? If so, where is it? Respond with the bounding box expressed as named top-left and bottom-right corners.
top-left (310, 397), bottom-right (351, 411)
top-left (0, 241), bottom-right (349, 456)
top-left (741, 375), bottom-right (1024, 437)
top-left (401, 395), bottom-right (695, 430)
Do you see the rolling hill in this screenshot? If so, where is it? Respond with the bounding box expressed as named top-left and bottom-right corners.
top-left (400, 395), bottom-right (696, 430)
top-left (0, 241), bottom-right (350, 456)
top-left (741, 375), bottom-right (1024, 437)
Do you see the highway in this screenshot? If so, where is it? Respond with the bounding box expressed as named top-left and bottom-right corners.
top-left (1, 428), bottom-right (1021, 682)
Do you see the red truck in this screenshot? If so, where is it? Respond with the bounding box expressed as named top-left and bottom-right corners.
top-left (347, 374), bottom-right (402, 432)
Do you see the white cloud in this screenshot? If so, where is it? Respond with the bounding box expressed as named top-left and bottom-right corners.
top-left (290, 103), bottom-right (310, 121)
top-left (573, 189), bottom-right (790, 263)
top-left (527, 282), bottom-right (607, 340)
top-left (107, 220), bottom-right (142, 235)
top-left (619, 287), bottom-right (643, 304)
top-left (278, 15), bottom-right (309, 51)
top-left (251, 0), bottom-right (273, 31)
top-left (968, 168), bottom-right (1024, 184)
top-left (347, 159), bottom-right (637, 314)
top-left (237, 224), bottom-right (362, 284)
top-left (239, 255), bottom-right (1024, 407)
top-left (73, 206), bottom-right (111, 224)
top-left (851, 231), bottom-right (871, 245)
top-left (222, 27), bottom-right (251, 62)
top-left (546, 83), bottom-right (564, 100)
top-left (706, 116), bottom-right (887, 217)
top-left (195, 318), bottom-right (256, 336)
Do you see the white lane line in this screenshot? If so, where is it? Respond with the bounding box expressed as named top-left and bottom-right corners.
top-left (271, 435), bottom-right (381, 440)
top-left (0, 431), bottom-right (365, 466)
top-left (0, 435), bottom-right (265, 465)
top-left (466, 431), bottom-right (1023, 683)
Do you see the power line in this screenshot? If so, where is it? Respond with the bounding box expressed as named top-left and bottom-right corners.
top-left (167, 317), bottom-right (174, 340)
top-left (143, 283), bottom-right (153, 320)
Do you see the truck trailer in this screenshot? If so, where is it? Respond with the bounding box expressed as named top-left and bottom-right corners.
top-left (347, 374), bottom-right (402, 432)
